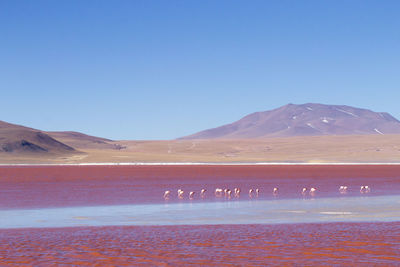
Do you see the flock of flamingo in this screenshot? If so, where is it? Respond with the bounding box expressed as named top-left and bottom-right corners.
top-left (163, 185), bottom-right (371, 200)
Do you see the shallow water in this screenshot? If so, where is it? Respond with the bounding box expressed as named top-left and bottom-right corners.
top-left (1, 194), bottom-right (400, 229)
top-left (1, 164), bottom-right (400, 209)
top-left (1, 165), bottom-right (400, 265)
top-left (1, 222), bottom-right (400, 266)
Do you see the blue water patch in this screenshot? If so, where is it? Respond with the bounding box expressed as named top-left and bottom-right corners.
top-left (1, 195), bottom-right (400, 229)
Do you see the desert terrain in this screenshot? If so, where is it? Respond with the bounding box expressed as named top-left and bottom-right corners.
top-left (1, 134), bottom-right (400, 164)
top-left (3, 103), bottom-right (400, 164)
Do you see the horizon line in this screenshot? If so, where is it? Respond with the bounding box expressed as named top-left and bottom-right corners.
top-left (2, 162), bottom-right (400, 167)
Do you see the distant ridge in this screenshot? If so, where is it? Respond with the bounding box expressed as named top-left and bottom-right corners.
top-left (0, 120), bottom-right (75, 153)
top-left (0, 120), bottom-right (125, 156)
top-left (180, 103), bottom-right (400, 139)
top-left (48, 131), bottom-right (125, 150)
top-left (48, 131), bottom-right (112, 143)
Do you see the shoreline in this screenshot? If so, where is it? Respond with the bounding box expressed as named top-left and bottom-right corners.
top-left (2, 162), bottom-right (400, 166)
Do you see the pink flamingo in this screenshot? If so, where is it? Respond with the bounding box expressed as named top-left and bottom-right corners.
top-left (339, 186), bottom-right (348, 194)
top-left (301, 188), bottom-right (307, 196)
top-left (189, 191), bottom-right (195, 199)
top-left (249, 189), bottom-right (254, 198)
top-left (361, 185), bottom-right (371, 194)
top-left (273, 187), bottom-right (278, 196)
top-left (215, 188), bottom-right (223, 197)
top-left (309, 187), bottom-right (316, 196)
top-left (177, 189), bottom-right (184, 199)
top-left (224, 188), bottom-right (230, 198)
top-left (200, 189), bottom-right (207, 198)
top-left (163, 190), bottom-right (171, 200)
top-left (234, 188), bottom-right (241, 198)
top-left (365, 186), bottom-right (371, 193)
top-left (226, 189), bottom-right (232, 199)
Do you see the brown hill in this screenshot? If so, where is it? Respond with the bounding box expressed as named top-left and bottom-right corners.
top-left (181, 103), bottom-right (400, 139)
top-left (47, 131), bottom-right (125, 150)
top-left (0, 120), bottom-right (76, 154)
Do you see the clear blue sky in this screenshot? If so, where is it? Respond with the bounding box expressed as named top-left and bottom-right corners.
top-left (1, 0), bottom-right (399, 140)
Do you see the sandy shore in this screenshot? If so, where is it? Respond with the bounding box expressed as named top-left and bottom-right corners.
top-left (2, 162), bottom-right (400, 166)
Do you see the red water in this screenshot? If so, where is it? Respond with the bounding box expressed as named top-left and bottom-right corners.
top-left (1, 165), bottom-right (400, 209)
top-left (1, 165), bottom-right (400, 265)
top-left (0, 222), bottom-right (399, 266)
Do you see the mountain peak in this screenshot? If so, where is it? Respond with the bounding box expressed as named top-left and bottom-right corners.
top-left (180, 103), bottom-right (400, 139)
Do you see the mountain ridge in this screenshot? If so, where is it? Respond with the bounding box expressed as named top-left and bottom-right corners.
top-left (180, 103), bottom-right (400, 139)
top-left (0, 121), bottom-right (120, 154)
top-left (0, 120), bottom-right (76, 153)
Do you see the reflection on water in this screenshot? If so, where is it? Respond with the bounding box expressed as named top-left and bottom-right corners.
top-left (1, 194), bottom-right (400, 229)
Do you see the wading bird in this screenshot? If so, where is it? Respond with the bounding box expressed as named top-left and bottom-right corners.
top-left (226, 189), bottom-right (232, 199)
top-left (301, 188), bottom-right (307, 196)
top-left (361, 185), bottom-right (371, 194)
top-left (309, 187), bottom-right (316, 196)
top-left (234, 188), bottom-right (241, 198)
top-left (249, 189), bottom-right (254, 198)
top-left (339, 186), bottom-right (348, 194)
top-left (200, 189), bottom-right (206, 198)
top-left (273, 187), bottom-right (279, 196)
top-left (177, 189), bottom-right (184, 199)
top-left (224, 188), bottom-right (229, 197)
top-left (365, 186), bottom-right (371, 193)
top-left (215, 188), bottom-right (223, 197)
top-left (163, 190), bottom-right (170, 200)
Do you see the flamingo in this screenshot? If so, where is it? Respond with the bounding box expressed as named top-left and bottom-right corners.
top-left (339, 186), bottom-right (348, 194)
top-left (234, 188), bottom-right (241, 198)
top-left (163, 190), bottom-right (171, 200)
top-left (249, 189), bottom-right (254, 198)
top-left (226, 189), bottom-right (232, 199)
top-left (360, 185), bottom-right (371, 194)
top-left (273, 187), bottom-right (278, 196)
top-left (224, 188), bottom-right (230, 198)
top-left (360, 186), bottom-right (365, 193)
top-left (177, 189), bottom-right (184, 199)
top-left (189, 191), bottom-right (195, 199)
top-left (200, 189), bottom-right (207, 198)
top-left (215, 188), bottom-right (223, 197)
top-left (309, 187), bottom-right (316, 196)
top-left (301, 188), bottom-right (307, 196)
top-left (255, 188), bottom-right (260, 197)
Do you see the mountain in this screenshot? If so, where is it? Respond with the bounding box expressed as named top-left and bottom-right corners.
top-left (0, 120), bottom-right (76, 153)
top-left (180, 103), bottom-right (400, 139)
top-left (47, 131), bottom-right (125, 150)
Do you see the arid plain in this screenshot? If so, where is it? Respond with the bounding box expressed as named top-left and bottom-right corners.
top-left (3, 104), bottom-right (400, 164)
top-left (2, 134), bottom-right (400, 164)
